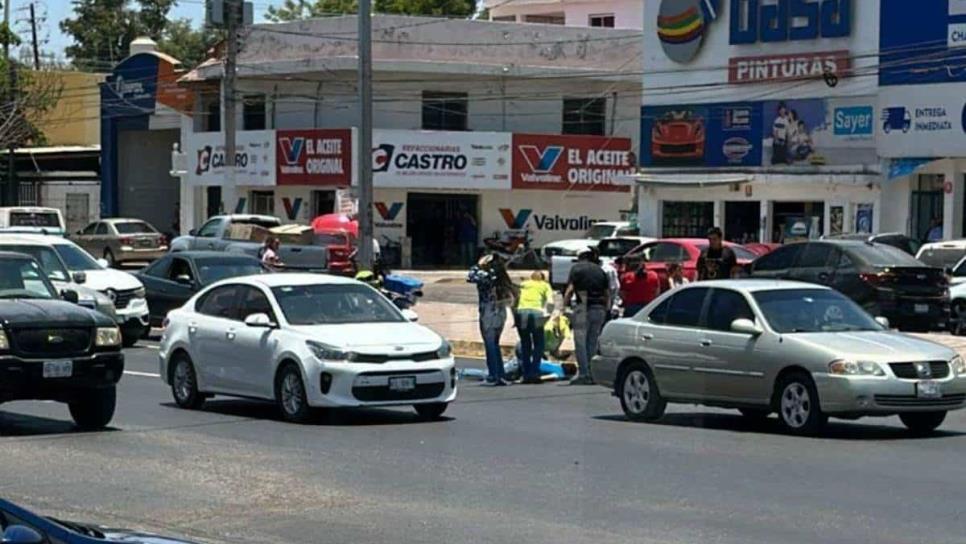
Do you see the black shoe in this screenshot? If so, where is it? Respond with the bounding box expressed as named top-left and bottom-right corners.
top-left (568, 376), bottom-right (595, 386)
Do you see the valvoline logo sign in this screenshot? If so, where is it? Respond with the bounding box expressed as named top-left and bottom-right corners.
top-left (499, 208), bottom-right (603, 232)
top-left (375, 202), bottom-right (403, 221)
top-left (275, 129), bottom-right (352, 186)
top-left (279, 137), bottom-right (305, 166)
top-left (499, 208), bottom-right (532, 229)
top-left (519, 146), bottom-right (563, 173)
top-left (512, 134), bottom-right (633, 193)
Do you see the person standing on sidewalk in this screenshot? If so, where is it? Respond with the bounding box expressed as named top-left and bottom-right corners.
top-left (468, 254), bottom-right (517, 386)
top-left (457, 210), bottom-right (479, 267)
top-left (564, 248), bottom-right (609, 385)
top-left (696, 227), bottom-right (737, 281)
top-left (620, 257), bottom-right (660, 317)
top-left (515, 271), bottom-right (553, 384)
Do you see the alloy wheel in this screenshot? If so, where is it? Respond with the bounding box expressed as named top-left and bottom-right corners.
top-left (281, 372), bottom-right (304, 416)
top-left (173, 360), bottom-right (193, 403)
top-left (622, 370), bottom-right (650, 415)
top-left (780, 382), bottom-right (811, 429)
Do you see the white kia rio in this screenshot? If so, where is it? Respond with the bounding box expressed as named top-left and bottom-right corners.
top-left (158, 273), bottom-right (457, 422)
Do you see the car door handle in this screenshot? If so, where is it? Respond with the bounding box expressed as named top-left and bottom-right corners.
top-left (226, 329), bottom-right (236, 340)
top-left (700, 339), bottom-right (713, 347)
top-left (640, 333), bottom-right (654, 341)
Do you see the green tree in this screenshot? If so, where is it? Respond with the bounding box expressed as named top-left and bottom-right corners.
top-left (158, 19), bottom-right (223, 68)
top-left (59, 0), bottom-right (141, 69)
top-left (266, 0), bottom-right (477, 22)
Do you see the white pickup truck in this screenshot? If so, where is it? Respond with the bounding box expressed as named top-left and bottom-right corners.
top-left (549, 236), bottom-right (653, 289)
top-left (170, 214), bottom-right (328, 271)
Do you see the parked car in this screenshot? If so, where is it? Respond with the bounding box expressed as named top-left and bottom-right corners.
top-left (0, 234), bottom-right (150, 346)
top-left (824, 232), bottom-right (921, 256)
top-left (160, 273), bottom-right (456, 422)
top-left (0, 252), bottom-right (123, 429)
top-left (72, 218), bottom-right (168, 266)
top-left (916, 240), bottom-right (966, 275)
top-left (0, 206), bottom-right (66, 236)
top-left (591, 280), bottom-right (966, 435)
top-left (651, 110), bottom-right (705, 162)
top-left (540, 221), bottom-right (638, 260)
top-left (170, 214), bottom-right (328, 271)
top-left (748, 240), bottom-right (949, 331)
top-left (316, 229), bottom-right (356, 275)
top-left (136, 251), bottom-right (267, 326)
top-left (0, 246), bottom-right (116, 320)
top-left (549, 236), bottom-right (653, 288)
top-left (742, 242), bottom-right (782, 256)
top-left (0, 498), bottom-right (200, 543)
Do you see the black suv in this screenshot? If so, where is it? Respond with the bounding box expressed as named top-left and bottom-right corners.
top-left (748, 240), bottom-right (948, 331)
top-left (0, 252), bottom-right (123, 429)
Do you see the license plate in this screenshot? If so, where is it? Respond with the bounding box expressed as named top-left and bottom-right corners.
top-left (388, 376), bottom-right (416, 392)
top-left (914, 304), bottom-right (929, 314)
top-left (917, 380), bottom-right (942, 399)
top-left (43, 360), bottom-right (73, 379)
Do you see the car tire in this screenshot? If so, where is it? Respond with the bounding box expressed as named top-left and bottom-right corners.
top-left (171, 354), bottom-right (205, 410)
top-left (413, 402), bottom-right (448, 420)
top-left (104, 249), bottom-right (116, 268)
top-left (617, 362), bottom-right (666, 422)
top-left (738, 408), bottom-right (770, 420)
top-left (775, 372), bottom-right (827, 436)
top-left (276, 364), bottom-right (312, 423)
top-left (68, 386), bottom-right (116, 430)
top-left (899, 411), bottom-right (946, 435)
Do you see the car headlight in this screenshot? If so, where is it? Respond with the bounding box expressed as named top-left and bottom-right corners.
top-left (133, 287), bottom-right (146, 299)
top-left (436, 341), bottom-right (452, 359)
top-left (95, 326), bottom-right (121, 347)
top-left (828, 359), bottom-right (885, 377)
top-left (306, 340), bottom-right (353, 362)
top-left (951, 355), bottom-right (966, 377)
top-left (0, 330), bottom-right (9, 351)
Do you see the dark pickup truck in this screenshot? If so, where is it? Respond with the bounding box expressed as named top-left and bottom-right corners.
top-left (0, 252), bottom-right (123, 429)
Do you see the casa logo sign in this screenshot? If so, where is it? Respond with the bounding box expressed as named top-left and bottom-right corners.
top-left (374, 201), bottom-right (404, 229)
top-left (499, 208), bottom-right (603, 232)
top-left (729, 0), bottom-right (852, 45)
top-left (512, 134), bottom-right (634, 193)
top-left (657, 0), bottom-right (721, 64)
top-left (833, 105), bottom-right (873, 137)
top-left (276, 129), bottom-right (352, 186)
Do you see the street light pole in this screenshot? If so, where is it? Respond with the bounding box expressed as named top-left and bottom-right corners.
top-left (356, 0), bottom-right (374, 270)
top-left (224, 0), bottom-right (239, 196)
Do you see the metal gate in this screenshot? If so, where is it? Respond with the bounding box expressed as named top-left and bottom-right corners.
top-left (65, 193), bottom-right (90, 234)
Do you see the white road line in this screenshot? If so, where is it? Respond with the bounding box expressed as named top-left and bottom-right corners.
top-left (124, 370), bottom-right (160, 378)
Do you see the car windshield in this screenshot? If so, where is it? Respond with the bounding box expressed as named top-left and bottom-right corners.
top-left (916, 246), bottom-right (965, 269)
top-left (113, 221), bottom-right (156, 234)
top-left (272, 283), bottom-right (404, 325)
top-left (0, 258), bottom-right (56, 299)
top-left (53, 244), bottom-right (102, 271)
top-left (597, 239), bottom-right (640, 257)
top-left (586, 224), bottom-right (616, 240)
top-left (0, 245), bottom-right (70, 282)
top-left (9, 211), bottom-right (59, 228)
top-left (196, 258), bottom-right (265, 285)
top-left (315, 232), bottom-right (348, 246)
top-left (754, 288), bottom-right (882, 333)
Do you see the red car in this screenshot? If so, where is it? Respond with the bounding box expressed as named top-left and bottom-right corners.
top-left (316, 229), bottom-right (356, 275)
top-left (742, 242), bottom-right (782, 256)
top-left (620, 238), bottom-right (759, 289)
top-left (651, 111), bottom-right (705, 161)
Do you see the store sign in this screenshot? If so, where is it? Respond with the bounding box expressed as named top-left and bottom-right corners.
top-left (949, 22), bottom-right (966, 48)
top-left (499, 208), bottom-right (604, 232)
top-left (512, 134), bottom-right (634, 192)
top-left (877, 83), bottom-right (966, 158)
top-left (374, 201), bottom-right (404, 229)
top-left (833, 105), bottom-right (873, 137)
top-left (729, 0), bottom-right (852, 44)
top-left (372, 130), bottom-right (511, 190)
top-left (185, 130), bottom-right (276, 186)
top-left (276, 129), bottom-right (352, 186)
top-left (656, 0), bottom-right (722, 64)
top-left (728, 50), bottom-right (850, 84)
top-left (641, 102), bottom-right (763, 167)
top-left (762, 97), bottom-right (876, 166)
top-left (880, 0), bottom-right (966, 86)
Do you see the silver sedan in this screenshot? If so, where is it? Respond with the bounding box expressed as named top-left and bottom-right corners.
top-left (591, 280), bottom-right (966, 435)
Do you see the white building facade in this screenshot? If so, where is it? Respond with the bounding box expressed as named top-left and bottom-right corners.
top-left (485, 0), bottom-right (644, 29)
top-left (177, 15), bottom-right (642, 267)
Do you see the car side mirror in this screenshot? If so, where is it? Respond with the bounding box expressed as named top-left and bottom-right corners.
top-left (96, 258), bottom-right (109, 268)
top-left (175, 274), bottom-right (193, 286)
top-left (244, 312), bottom-right (274, 328)
top-left (61, 289), bottom-right (79, 304)
top-left (72, 271), bottom-right (86, 284)
top-left (2, 525), bottom-right (44, 544)
top-left (875, 316), bottom-right (891, 329)
top-left (730, 318), bottom-right (762, 336)
top-left (401, 309), bottom-right (419, 322)
top-left (189, 229), bottom-right (197, 236)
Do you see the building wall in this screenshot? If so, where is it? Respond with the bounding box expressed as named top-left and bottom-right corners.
top-left (487, 0), bottom-right (644, 29)
top-left (39, 181), bottom-right (100, 232)
top-left (37, 71), bottom-right (104, 146)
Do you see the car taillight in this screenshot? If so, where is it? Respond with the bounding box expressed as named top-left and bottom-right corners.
top-left (859, 272), bottom-right (882, 285)
top-left (119, 236), bottom-right (134, 245)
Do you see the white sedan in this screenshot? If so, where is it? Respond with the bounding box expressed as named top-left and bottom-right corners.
top-left (159, 273), bottom-right (457, 422)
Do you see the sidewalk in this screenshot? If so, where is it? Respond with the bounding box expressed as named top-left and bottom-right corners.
top-left (394, 269), bottom-right (542, 285)
top-left (418, 300), bottom-right (574, 360)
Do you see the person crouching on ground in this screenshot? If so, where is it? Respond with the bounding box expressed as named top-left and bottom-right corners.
top-left (515, 271), bottom-right (552, 384)
top-left (468, 254), bottom-right (517, 386)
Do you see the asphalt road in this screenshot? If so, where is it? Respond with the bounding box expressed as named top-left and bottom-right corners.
top-left (2, 344), bottom-right (966, 544)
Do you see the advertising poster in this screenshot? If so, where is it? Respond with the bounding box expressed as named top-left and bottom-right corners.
top-left (641, 103), bottom-right (762, 167)
top-left (830, 205), bottom-right (844, 235)
top-left (372, 130), bottom-right (511, 190)
top-left (276, 129), bottom-right (353, 187)
top-left (855, 203), bottom-right (874, 234)
top-left (761, 98), bottom-right (878, 167)
top-left (877, 83), bottom-right (966, 158)
top-left (511, 133), bottom-right (635, 192)
top-left (185, 130), bottom-right (276, 186)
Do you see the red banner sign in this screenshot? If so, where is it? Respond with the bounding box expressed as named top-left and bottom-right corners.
top-left (276, 129), bottom-right (352, 186)
top-left (728, 50), bottom-right (851, 84)
top-left (511, 134), bottom-right (634, 192)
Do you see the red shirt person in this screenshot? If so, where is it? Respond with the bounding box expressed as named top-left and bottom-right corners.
top-left (620, 259), bottom-right (661, 317)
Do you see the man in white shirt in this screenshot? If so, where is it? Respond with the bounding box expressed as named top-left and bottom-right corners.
top-left (260, 237), bottom-right (281, 267)
top-left (771, 102), bottom-right (789, 165)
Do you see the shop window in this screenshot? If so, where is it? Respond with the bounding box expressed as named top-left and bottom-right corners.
top-left (912, 174), bottom-right (944, 241)
top-left (206, 186), bottom-right (222, 219)
top-left (524, 14), bottom-right (565, 24)
top-left (311, 190), bottom-right (336, 217)
top-left (589, 14), bottom-right (615, 27)
top-left (563, 97), bottom-right (606, 136)
top-left (491, 15), bottom-right (516, 22)
top-left (200, 94), bottom-right (221, 132)
top-left (250, 191), bottom-right (275, 216)
top-left (662, 201), bottom-right (713, 238)
top-left (422, 91), bottom-right (468, 131)
top-left (243, 94), bottom-right (267, 131)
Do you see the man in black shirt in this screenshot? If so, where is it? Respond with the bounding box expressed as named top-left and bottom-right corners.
top-left (564, 248), bottom-right (609, 385)
top-left (696, 227), bottom-right (737, 281)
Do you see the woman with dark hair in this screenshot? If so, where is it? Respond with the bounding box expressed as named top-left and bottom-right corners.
top-left (468, 254), bottom-right (518, 386)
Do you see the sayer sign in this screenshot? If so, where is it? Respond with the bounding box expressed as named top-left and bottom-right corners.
top-left (276, 129), bottom-right (352, 186)
top-left (512, 134), bottom-right (635, 192)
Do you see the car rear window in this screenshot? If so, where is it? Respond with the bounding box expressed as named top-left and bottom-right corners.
top-left (114, 221), bottom-right (157, 234)
top-left (850, 244), bottom-right (927, 267)
top-left (9, 211), bottom-right (59, 227)
top-left (597, 239), bottom-right (640, 257)
top-left (195, 258), bottom-right (265, 285)
top-left (916, 247), bottom-right (965, 269)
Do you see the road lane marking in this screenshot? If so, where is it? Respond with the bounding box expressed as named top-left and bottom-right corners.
top-left (124, 370), bottom-right (160, 378)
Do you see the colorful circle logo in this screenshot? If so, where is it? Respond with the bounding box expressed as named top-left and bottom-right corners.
top-left (658, 0), bottom-right (718, 64)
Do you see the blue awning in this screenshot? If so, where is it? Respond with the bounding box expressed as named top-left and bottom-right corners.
top-left (888, 158), bottom-right (936, 180)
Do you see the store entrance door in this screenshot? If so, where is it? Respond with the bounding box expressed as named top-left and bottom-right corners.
top-left (724, 201), bottom-right (761, 243)
top-left (407, 193), bottom-right (478, 268)
top-left (772, 201), bottom-right (825, 243)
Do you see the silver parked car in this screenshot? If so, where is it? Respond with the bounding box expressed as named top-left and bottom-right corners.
top-left (591, 280), bottom-right (966, 435)
top-left (73, 218), bottom-right (168, 267)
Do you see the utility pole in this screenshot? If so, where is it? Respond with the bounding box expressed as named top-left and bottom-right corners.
top-left (28, 2), bottom-right (38, 70)
top-left (223, 0), bottom-right (239, 194)
top-left (356, 0), bottom-right (374, 269)
top-left (4, 0), bottom-right (16, 206)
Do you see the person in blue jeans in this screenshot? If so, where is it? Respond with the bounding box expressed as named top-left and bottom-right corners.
top-left (468, 254), bottom-right (516, 386)
top-left (515, 271), bottom-right (552, 384)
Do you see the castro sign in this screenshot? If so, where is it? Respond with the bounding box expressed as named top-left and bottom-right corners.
top-left (371, 130), bottom-right (511, 190)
